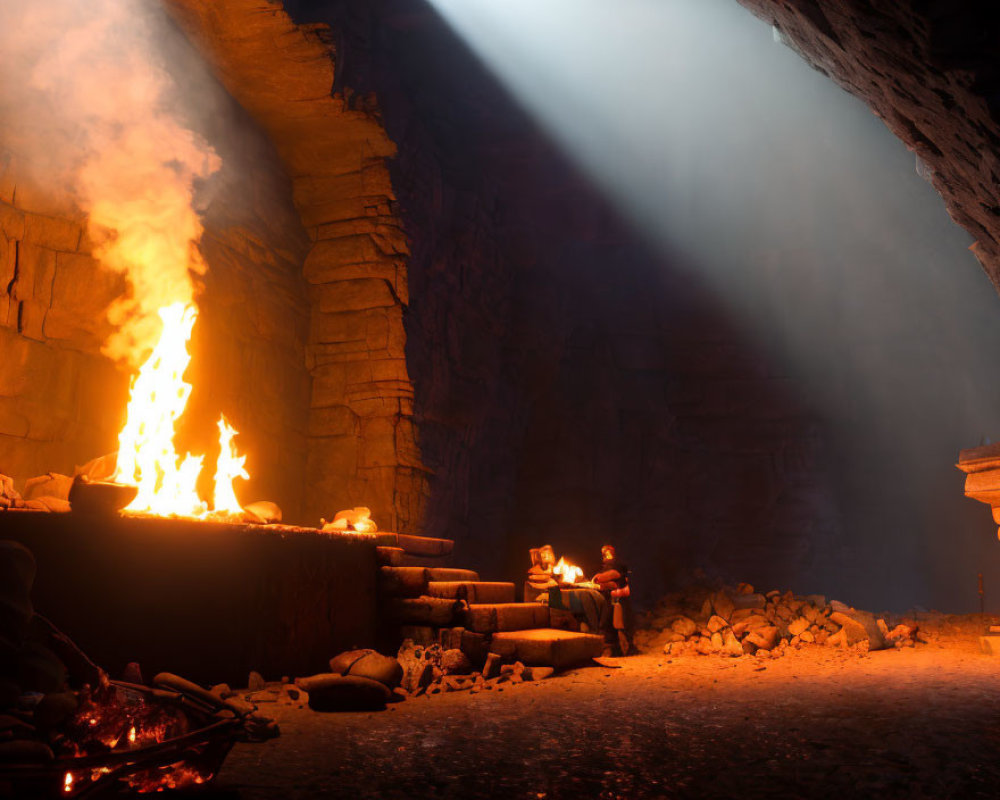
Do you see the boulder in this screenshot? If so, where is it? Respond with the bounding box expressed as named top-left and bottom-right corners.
top-left (707, 615), bottom-right (728, 633)
top-left (722, 630), bottom-right (743, 657)
top-left (346, 652), bottom-right (404, 689)
top-left (710, 591), bottom-right (735, 622)
top-left (22, 473), bottom-right (73, 502)
top-left (830, 610), bottom-right (887, 650)
top-left (745, 626), bottom-right (779, 651)
top-left (732, 593), bottom-right (767, 610)
top-left (297, 674), bottom-right (390, 711)
top-left (695, 637), bottom-right (717, 655)
top-left (671, 616), bottom-right (697, 637)
top-left (244, 501), bottom-right (282, 524)
top-left (329, 649), bottom-right (375, 675)
top-left (440, 648), bottom-right (472, 675)
top-left (787, 617), bottom-right (810, 637)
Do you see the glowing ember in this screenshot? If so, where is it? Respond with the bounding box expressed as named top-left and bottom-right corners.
top-left (553, 557), bottom-right (583, 585)
top-left (111, 303), bottom-right (248, 518)
top-left (63, 772), bottom-right (73, 794)
top-left (323, 506), bottom-right (378, 534)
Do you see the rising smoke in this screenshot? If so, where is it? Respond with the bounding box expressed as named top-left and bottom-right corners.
top-left (0, 0), bottom-right (219, 367)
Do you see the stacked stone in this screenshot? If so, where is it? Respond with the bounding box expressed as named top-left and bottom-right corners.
top-left (637, 583), bottom-right (917, 657)
top-left (299, 160), bottom-right (426, 532)
top-left (0, 153), bottom-right (126, 484)
top-left (0, 89), bottom-right (314, 519)
top-left (164, 0), bottom-right (430, 531)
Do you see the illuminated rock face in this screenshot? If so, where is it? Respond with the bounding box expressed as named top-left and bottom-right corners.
top-left (736, 0), bottom-right (1000, 290)
top-left (0, 26), bottom-right (311, 519)
top-left (165, 0), bottom-right (425, 532)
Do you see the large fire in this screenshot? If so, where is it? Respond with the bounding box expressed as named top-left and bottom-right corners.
top-left (111, 302), bottom-right (248, 519)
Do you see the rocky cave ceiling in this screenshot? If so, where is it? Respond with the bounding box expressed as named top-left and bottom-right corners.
top-left (736, 0), bottom-right (1000, 291)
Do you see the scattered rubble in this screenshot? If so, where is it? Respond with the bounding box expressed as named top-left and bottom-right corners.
top-left (292, 637), bottom-right (559, 713)
top-left (636, 581), bottom-right (919, 658)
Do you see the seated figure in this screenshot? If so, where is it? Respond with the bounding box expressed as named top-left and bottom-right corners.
top-left (592, 544), bottom-right (633, 656)
top-left (525, 544), bottom-right (558, 600)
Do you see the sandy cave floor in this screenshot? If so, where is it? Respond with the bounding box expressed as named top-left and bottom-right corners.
top-left (210, 616), bottom-right (1000, 800)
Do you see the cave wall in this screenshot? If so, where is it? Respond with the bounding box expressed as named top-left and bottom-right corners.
top-left (167, 0), bottom-right (428, 530)
top-left (0, 161), bottom-right (125, 484)
top-left (278, 0), bottom-right (846, 603)
top-left (735, 0), bottom-right (1000, 292)
top-left (0, 25), bottom-right (313, 520)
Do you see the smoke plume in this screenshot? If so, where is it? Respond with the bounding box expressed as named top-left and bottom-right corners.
top-left (0, 0), bottom-right (219, 367)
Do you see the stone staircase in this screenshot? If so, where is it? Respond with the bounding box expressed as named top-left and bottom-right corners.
top-left (375, 533), bottom-right (603, 671)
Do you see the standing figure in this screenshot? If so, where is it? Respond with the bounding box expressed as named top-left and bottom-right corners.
top-left (592, 544), bottom-right (633, 656)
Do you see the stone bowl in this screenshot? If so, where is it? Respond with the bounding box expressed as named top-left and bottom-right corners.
top-left (68, 477), bottom-right (138, 515)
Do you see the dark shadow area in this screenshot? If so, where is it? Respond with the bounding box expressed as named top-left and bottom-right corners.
top-left (283, 0), bottom-right (1000, 613)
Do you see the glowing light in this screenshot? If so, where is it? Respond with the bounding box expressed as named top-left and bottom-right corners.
top-left (113, 303), bottom-right (207, 517)
top-left (112, 304), bottom-right (249, 519)
top-left (553, 557), bottom-right (583, 585)
top-left (323, 507), bottom-right (378, 534)
top-left (213, 415), bottom-right (248, 515)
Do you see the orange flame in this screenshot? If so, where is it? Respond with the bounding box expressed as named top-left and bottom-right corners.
top-left (552, 557), bottom-right (583, 585)
top-left (213, 415), bottom-right (248, 516)
top-left (113, 303), bottom-right (205, 517)
top-left (112, 303), bottom-right (248, 518)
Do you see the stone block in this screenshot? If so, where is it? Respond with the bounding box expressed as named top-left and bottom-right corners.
top-left (0, 202), bottom-right (25, 240)
top-left (45, 252), bottom-right (122, 344)
top-left (375, 546), bottom-right (405, 566)
top-left (465, 603), bottom-right (549, 634)
top-left (308, 405), bottom-right (357, 438)
top-left (488, 629), bottom-right (603, 670)
top-left (293, 172), bottom-right (363, 212)
top-left (388, 596), bottom-right (460, 626)
top-left (10, 243), bottom-right (55, 306)
top-left (358, 416), bottom-right (399, 468)
top-left (314, 278), bottom-right (396, 314)
top-left (425, 568), bottom-right (479, 582)
top-left (304, 235), bottom-right (381, 276)
top-left (426, 582), bottom-right (516, 604)
top-left (830, 610), bottom-right (887, 650)
top-left (23, 214), bottom-right (81, 252)
top-left (377, 566), bottom-right (428, 597)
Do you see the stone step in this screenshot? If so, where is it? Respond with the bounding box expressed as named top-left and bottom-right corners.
top-left (387, 596), bottom-right (461, 627)
top-left (376, 532), bottom-right (454, 558)
top-left (427, 581), bottom-right (515, 604)
top-left (427, 567), bottom-right (479, 583)
top-left (465, 603), bottom-right (549, 634)
top-left (378, 567), bottom-right (481, 598)
top-left (489, 629), bottom-right (604, 670)
top-left (375, 546), bottom-right (405, 567)
top-left (398, 554), bottom-right (455, 568)
top-left (378, 566), bottom-right (429, 597)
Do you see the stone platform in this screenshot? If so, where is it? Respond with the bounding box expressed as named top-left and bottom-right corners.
top-left (0, 510), bottom-right (378, 686)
